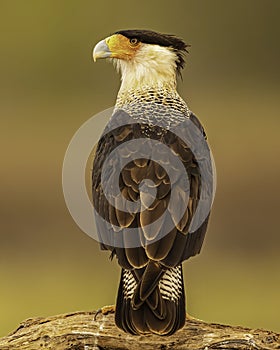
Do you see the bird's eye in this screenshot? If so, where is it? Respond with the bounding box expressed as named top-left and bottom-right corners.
top-left (130, 38), bottom-right (138, 45)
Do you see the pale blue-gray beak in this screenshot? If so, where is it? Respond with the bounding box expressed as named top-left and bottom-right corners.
top-left (93, 39), bottom-right (112, 62)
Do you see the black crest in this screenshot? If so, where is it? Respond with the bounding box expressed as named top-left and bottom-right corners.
top-left (114, 29), bottom-right (189, 74)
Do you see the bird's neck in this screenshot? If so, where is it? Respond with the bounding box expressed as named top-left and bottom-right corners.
top-left (113, 46), bottom-right (179, 105)
top-left (115, 81), bottom-right (179, 107)
top-left (115, 65), bottom-right (180, 108)
top-left (118, 67), bottom-right (177, 93)
top-left (114, 80), bottom-right (190, 121)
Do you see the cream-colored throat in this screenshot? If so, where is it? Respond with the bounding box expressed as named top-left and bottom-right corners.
top-left (114, 44), bottom-right (178, 92)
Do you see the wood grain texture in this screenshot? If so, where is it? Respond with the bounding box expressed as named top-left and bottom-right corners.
top-left (0, 307), bottom-right (279, 350)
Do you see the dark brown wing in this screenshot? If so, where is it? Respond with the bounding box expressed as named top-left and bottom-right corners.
top-left (92, 109), bottom-right (212, 269)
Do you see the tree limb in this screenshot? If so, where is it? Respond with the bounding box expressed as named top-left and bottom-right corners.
top-left (0, 307), bottom-right (279, 350)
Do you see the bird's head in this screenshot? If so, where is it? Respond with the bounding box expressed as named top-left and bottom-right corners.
top-left (93, 29), bottom-right (189, 91)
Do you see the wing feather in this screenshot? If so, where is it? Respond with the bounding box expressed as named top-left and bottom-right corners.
top-left (92, 110), bottom-right (211, 269)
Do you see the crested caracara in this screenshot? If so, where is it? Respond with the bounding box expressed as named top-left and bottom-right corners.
top-left (92, 29), bottom-right (214, 336)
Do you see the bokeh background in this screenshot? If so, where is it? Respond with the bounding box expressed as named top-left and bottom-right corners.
top-left (1, 0), bottom-right (279, 337)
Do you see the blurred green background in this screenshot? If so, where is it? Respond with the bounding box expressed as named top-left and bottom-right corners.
top-left (1, 0), bottom-right (279, 337)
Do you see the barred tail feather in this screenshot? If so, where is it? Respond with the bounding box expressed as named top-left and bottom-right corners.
top-left (115, 262), bottom-right (185, 335)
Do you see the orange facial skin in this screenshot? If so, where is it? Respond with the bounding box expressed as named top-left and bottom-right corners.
top-left (106, 34), bottom-right (142, 60)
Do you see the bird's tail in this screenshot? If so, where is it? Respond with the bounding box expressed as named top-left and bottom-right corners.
top-left (115, 261), bottom-right (185, 335)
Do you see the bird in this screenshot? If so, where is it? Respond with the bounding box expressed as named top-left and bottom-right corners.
top-left (91, 29), bottom-right (214, 336)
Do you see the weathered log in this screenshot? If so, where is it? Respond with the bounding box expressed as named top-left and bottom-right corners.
top-left (0, 306), bottom-right (279, 349)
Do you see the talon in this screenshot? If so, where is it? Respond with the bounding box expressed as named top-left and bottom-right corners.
top-left (94, 308), bottom-right (102, 321)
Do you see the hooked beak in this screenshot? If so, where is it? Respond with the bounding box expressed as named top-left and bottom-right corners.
top-left (93, 39), bottom-right (112, 62)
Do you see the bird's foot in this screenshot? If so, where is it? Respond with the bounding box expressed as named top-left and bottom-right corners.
top-left (94, 305), bottom-right (115, 321)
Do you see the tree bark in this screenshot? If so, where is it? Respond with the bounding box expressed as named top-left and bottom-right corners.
top-left (0, 307), bottom-right (279, 350)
